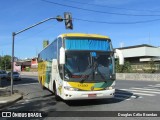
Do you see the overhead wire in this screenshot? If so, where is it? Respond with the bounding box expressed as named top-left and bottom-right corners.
top-left (41, 0), bottom-right (160, 17)
top-left (74, 18), bottom-right (160, 24)
top-left (41, 0), bottom-right (160, 24)
top-left (73, 18), bottom-right (160, 24)
top-left (65, 0), bottom-right (160, 13)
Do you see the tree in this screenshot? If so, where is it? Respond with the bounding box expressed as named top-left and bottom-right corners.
top-left (115, 59), bottom-right (132, 73)
top-left (142, 59), bottom-right (156, 73)
top-left (0, 55), bottom-right (11, 70)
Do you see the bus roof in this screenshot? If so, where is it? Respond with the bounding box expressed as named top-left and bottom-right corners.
top-left (61, 33), bottom-right (110, 40)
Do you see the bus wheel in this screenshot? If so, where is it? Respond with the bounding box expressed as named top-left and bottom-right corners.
top-left (54, 83), bottom-right (61, 101)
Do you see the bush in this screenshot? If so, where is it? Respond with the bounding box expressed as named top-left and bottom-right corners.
top-left (142, 60), bottom-right (156, 73)
top-left (116, 60), bottom-right (132, 73)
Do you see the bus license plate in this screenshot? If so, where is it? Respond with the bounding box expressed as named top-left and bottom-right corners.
top-left (88, 94), bottom-right (97, 97)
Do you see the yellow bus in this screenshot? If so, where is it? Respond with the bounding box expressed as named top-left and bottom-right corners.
top-left (38, 33), bottom-right (123, 101)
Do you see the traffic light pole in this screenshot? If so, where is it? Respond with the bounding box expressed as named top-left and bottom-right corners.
top-left (11, 16), bottom-right (63, 95)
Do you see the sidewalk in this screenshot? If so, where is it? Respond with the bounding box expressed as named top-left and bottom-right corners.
top-left (0, 87), bottom-right (23, 109)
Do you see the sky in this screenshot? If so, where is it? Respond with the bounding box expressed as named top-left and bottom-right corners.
top-left (1, 0), bottom-right (160, 59)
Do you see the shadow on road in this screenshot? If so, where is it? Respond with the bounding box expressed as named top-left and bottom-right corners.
top-left (64, 89), bottom-right (136, 106)
top-left (0, 77), bottom-right (38, 87)
top-left (1, 94), bottom-right (57, 112)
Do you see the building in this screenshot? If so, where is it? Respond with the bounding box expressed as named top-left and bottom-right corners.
top-left (116, 44), bottom-right (160, 71)
top-left (31, 58), bottom-right (38, 68)
top-left (15, 58), bottom-right (38, 71)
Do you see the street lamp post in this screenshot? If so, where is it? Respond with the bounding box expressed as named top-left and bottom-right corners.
top-left (11, 16), bottom-right (64, 95)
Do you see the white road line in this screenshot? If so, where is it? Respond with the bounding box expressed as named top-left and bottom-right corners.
top-left (14, 82), bottom-right (39, 86)
top-left (120, 89), bottom-right (155, 96)
top-left (142, 86), bottom-right (160, 89)
top-left (132, 92), bottom-right (155, 96)
top-left (126, 89), bottom-right (160, 94)
top-left (131, 87), bottom-right (160, 92)
top-left (148, 85), bottom-right (160, 87)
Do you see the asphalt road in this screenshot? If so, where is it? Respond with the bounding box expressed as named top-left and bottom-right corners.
top-left (0, 76), bottom-right (160, 120)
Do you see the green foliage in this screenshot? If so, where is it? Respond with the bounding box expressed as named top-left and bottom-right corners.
top-left (142, 60), bottom-right (156, 73)
top-left (0, 55), bottom-right (11, 70)
top-left (116, 59), bottom-right (132, 73)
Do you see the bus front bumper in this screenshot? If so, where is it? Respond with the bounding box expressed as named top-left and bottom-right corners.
top-left (62, 89), bottom-right (115, 100)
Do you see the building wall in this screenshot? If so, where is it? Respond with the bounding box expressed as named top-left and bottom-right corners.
top-left (116, 45), bottom-right (160, 72)
top-left (121, 47), bottom-right (146, 58)
top-left (145, 47), bottom-right (160, 56)
top-left (120, 46), bottom-right (160, 58)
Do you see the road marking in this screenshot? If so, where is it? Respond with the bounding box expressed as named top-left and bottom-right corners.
top-left (14, 82), bottom-right (38, 86)
top-left (132, 92), bottom-right (155, 96)
top-left (148, 85), bottom-right (160, 87)
top-left (131, 87), bottom-right (160, 92)
top-left (127, 89), bottom-right (160, 94)
top-left (120, 89), bottom-right (155, 96)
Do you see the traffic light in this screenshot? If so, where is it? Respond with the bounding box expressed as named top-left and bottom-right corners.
top-left (64, 12), bottom-right (73, 30)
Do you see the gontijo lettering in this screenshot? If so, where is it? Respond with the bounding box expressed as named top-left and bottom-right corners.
top-left (78, 84), bottom-right (88, 87)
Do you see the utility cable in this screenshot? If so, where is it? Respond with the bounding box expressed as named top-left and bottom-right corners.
top-left (41, 0), bottom-right (160, 17)
top-left (65, 0), bottom-right (160, 13)
top-left (74, 18), bottom-right (160, 24)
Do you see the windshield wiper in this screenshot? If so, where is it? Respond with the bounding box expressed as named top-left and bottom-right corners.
top-left (80, 65), bottom-right (93, 83)
top-left (80, 61), bottom-right (100, 83)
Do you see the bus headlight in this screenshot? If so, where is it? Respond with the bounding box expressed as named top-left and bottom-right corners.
top-left (64, 86), bottom-right (79, 91)
top-left (105, 85), bottom-right (115, 90)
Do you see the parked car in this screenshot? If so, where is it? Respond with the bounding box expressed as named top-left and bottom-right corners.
top-left (0, 70), bottom-right (7, 79)
top-left (7, 72), bottom-right (21, 81)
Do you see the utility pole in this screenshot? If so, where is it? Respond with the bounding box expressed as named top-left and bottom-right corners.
top-left (11, 13), bottom-right (73, 95)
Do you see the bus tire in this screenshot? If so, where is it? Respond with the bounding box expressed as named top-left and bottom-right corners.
top-left (54, 83), bottom-right (61, 101)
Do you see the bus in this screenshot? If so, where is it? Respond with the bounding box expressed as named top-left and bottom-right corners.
top-left (38, 33), bottom-right (123, 100)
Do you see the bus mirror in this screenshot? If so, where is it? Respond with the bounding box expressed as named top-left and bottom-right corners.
top-left (115, 49), bottom-right (124, 65)
top-left (59, 47), bottom-right (65, 64)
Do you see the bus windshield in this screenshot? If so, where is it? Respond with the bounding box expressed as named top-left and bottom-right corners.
top-left (64, 51), bottom-right (114, 82)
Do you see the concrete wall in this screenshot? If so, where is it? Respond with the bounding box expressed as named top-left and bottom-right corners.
top-left (116, 73), bottom-right (160, 81)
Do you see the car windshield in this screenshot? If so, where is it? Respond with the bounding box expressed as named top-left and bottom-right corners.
top-left (64, 51), bottom-right (114, 82)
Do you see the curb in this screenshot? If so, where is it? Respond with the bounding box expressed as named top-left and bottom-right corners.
top-left (0, 92), bottom-right (23, 109)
